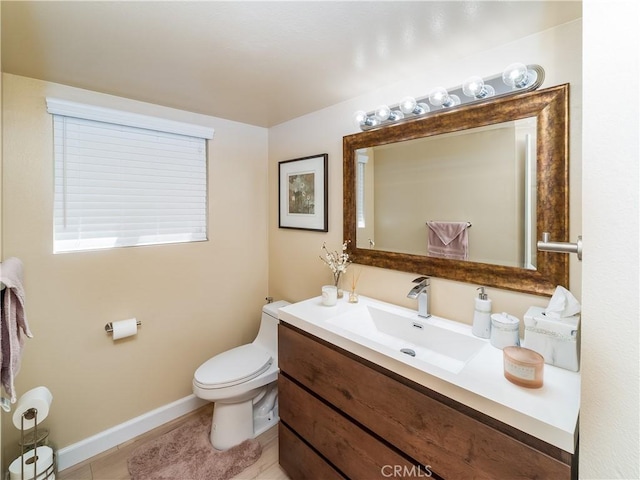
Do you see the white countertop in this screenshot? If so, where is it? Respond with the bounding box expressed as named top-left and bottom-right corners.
top-left (278, 294), bottom-right (580, 454)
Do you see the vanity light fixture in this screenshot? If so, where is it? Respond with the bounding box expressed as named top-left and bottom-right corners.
top-left (353, 63), bottom-right (545, 131)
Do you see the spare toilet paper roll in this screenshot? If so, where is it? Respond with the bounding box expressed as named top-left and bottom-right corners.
top-left (9, 446), bottom-right (54, 480)
top-left (112, 318), bottom-right (138, 340)
top-left (12, 386), bottom-right (53, 429)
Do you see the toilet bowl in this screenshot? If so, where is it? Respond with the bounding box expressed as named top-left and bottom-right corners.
top-left (193, 300), bottom-right (289, 450)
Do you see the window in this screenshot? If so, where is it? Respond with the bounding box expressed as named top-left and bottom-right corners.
top-left (47, 98), bottom-right (214, 253)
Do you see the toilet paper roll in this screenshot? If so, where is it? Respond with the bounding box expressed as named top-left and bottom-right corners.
top-left (9, 446), bottom-right (54, 480)
top-left (112, 318), bottom-right (138, 340)
top-left (12, 386), bottom-right (53, 430)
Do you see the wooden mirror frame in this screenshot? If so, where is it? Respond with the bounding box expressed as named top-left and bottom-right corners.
top-left (343, 84), bottom-right (569, 296)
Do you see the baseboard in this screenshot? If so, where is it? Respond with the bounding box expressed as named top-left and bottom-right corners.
top-left (56, 394), bottom-right (208, 471)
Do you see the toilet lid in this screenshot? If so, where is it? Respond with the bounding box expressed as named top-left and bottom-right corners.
top-left (194, 344), bottom-right (273, 389)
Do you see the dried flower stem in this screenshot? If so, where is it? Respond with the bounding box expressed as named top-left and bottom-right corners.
top-left (319, 241), bottom-right (351, 279)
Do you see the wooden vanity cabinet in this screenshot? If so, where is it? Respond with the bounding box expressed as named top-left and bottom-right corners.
top-left (278, 323), bottom-right (576, 480)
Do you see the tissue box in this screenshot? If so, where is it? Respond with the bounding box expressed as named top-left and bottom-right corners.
top-left (523, 306), bottom-right (580, 372)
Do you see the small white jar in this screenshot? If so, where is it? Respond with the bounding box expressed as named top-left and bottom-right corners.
top-left (490, 312), bottom-right (520, 349)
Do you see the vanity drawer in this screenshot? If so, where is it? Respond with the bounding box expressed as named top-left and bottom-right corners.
top-left (279, 323), bottom-right (572, 480)
top-left (278, 422), bottom-right (345, 480)
top-left (279, 375), bottom-right (423, 479)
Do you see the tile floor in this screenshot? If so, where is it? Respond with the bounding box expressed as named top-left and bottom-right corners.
top-left (56, 407), bottom-right (289, 480)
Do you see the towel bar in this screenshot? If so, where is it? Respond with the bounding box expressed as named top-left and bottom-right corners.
top-left (537, 232), bottom-right (583, 261)
top-left (426, 221), bottom-right (472, 227)
top-left (104, 320), bottom-right (142, 333)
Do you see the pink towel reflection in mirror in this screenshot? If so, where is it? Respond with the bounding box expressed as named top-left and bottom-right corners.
top-left (426, 221), bottom-right (471, 260)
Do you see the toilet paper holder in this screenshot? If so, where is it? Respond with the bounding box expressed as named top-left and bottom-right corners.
top-left (12, 387), bottom-right (56, 480)
top-left (105, 320), bottom-right (142, 334)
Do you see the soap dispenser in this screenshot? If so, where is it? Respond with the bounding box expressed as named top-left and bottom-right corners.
top-left (472, 287), bottom-right (492, 338)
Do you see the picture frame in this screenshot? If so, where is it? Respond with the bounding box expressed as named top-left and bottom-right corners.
top-left (278, 153), bottom-right (328, 231)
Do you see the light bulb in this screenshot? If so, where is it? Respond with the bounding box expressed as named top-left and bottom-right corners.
top-left (399, 97), bottom-right (417, 114)
top-left (428, 87), bottom-right (460, 108)
top-left (447, 95), bottom-right (461, 107)
top-left (352, 110), bottom-right (380, 130)
top-left (374, 105), bottom-right (392, 121)
top-left (428, 87), bottom-right (447, 107)
top-left (367, 116), bottom-right (380, 127)
top-left (415, 102), bottom-right (430, 114)
top-left (388, 109), bottom-right (405, 122)
top-left (353, 110), bottom-right (367, 126)
top-left (462, 76), bottom-right (496, 99)
top-left (502, 63), bottom-right (536, 89)
top-left (399, 97), bottom-right (430, 115)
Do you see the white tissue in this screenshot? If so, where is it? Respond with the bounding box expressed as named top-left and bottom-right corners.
top-left (544, 286), bottom-right (581, 319)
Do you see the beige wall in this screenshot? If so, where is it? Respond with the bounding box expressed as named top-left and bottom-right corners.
top-left (269, 20), bottom-right (582, 324)
top-left (1, 74), bottom-right (269, 461)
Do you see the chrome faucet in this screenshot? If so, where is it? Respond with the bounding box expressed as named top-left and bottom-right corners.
top-left (407, 276), bottom-right (431, 318)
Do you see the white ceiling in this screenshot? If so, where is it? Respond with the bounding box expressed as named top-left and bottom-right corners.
top-left (1, 1), bottom-right (581, 127)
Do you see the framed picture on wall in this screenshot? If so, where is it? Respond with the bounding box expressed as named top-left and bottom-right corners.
top-left (278, 153), bottom-right (328, 231)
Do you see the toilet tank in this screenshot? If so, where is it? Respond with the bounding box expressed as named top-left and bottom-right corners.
top-left (253, 300), bottom-right (290, 357)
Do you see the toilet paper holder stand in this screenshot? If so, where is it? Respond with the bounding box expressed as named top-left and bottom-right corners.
top-left (104, 319), bottom-right (142, 334)
top-left (17, 407), bottom-right (55, 480)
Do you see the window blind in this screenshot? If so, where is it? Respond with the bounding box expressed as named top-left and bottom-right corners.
top-left (356, 153), bottom-right (368, 229)
top-left (52, 115), bottom-right (209, 253)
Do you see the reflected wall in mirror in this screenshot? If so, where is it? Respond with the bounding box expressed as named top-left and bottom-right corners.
top-left (344, 84), bottom-right (569, 296)
top-left (356, 117), bottom-right (537, 269)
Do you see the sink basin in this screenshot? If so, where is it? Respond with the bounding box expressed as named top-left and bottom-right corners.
top-left (327, 304), bottom-right (486, 374)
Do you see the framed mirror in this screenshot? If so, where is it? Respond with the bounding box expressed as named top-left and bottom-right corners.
top-left (343, 84), bottom-right (569, 296)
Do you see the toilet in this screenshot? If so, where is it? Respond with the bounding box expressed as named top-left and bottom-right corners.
top-left (193, 300), bottom-right (289, 450)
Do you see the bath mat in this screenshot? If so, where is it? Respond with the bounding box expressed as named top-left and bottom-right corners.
top-left (127, 407), bottom-right (262, 480)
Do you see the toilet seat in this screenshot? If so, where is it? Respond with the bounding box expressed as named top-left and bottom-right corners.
top-left (194, 344), bottom-right (273, 389)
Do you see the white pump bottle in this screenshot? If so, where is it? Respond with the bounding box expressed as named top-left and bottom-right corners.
top-left (472, 286), bottom-right (492, 338)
